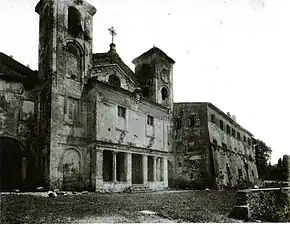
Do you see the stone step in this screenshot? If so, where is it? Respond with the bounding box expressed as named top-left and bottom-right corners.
top-left (131, 184), bottom-right (153, 193)
top-left (132, 188), bottom-right (153, 193)
top-left (132, 184), bottom-right (147, 188)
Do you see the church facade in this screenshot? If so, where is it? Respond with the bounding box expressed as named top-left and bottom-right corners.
top-left (0, 0), bottom-right (173, 192)
top-left (0, 0), bottom-right (258, 192)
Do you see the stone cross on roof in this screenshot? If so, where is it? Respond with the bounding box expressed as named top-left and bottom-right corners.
top-left (108, 26), bottom-right (117, 44)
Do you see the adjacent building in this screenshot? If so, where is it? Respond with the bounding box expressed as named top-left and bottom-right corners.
top-left (172, 102), bottom-right (259, 189)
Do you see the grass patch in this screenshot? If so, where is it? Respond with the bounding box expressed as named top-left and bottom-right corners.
top-left (0, 190), bottom-right (238, 223)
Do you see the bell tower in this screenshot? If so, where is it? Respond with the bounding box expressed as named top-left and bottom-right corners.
top-left (36, 0), bottom-right (96, 84)
top-left (35, 0), bottom-right (96, 189)
top-left (132, 46), bottom-right (175, 109)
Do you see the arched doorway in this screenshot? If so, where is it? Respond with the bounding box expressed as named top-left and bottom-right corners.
top-left (63, 149), bottom-right (81, 191)
top-left (0, 137), bottom-right (26, 191)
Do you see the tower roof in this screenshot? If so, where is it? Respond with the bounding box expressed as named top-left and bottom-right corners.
top-left (132, 46), bottom-right (175, 64)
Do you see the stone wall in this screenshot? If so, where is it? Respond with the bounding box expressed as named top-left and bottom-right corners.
top-left (231, 187), bottom-right (290, 222)
top-left (206, 104), bottom-right (259, 188)
top-left (0, 79), bottom-right (36, 143)
top-left (172, 103), bottom-right (211, 188)
top-left (172, 102), bottom-right (259, 189)
top-left (0, 54), bottom-right (41, 189)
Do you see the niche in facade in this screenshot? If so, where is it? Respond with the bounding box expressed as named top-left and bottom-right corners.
top-left (65, 43), bottom-right (82, 81)
top-left (161, 87), bottom-right (169, 101)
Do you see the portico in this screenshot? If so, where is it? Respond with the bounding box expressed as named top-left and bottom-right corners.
top-left (93, 146), bottom-right (168, 192)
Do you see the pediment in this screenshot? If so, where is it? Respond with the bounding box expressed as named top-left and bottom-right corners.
top-left (90, 64), bottom-right (138, 92)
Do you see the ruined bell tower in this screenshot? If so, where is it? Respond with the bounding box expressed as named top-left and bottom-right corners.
top-left (35, 0), bottom-right (96, 189)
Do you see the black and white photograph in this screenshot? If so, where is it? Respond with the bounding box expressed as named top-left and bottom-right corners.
top-left (0, 0), bottom-right (289, 223)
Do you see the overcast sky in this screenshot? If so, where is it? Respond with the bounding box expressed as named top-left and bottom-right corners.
top-left (0, 0), bottom-right (289, 164)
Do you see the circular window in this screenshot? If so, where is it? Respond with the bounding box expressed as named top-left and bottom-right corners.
top-left (161, 87), bottom-right (169, 101)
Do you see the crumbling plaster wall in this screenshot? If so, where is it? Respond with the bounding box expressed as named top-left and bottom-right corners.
top-left (172, 103), bottom-right (212, 188)
top-left (0, 79), bottom-right (36, 146)
top-left (90, 83), bottom-right (171, 152)
top-left (207, 105), bottom-right (259, 188)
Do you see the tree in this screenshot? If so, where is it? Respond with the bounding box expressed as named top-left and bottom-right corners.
top-left (254, 139), bottom-right (272, 180)
top-left (282, 155), bottom-right (289, 181)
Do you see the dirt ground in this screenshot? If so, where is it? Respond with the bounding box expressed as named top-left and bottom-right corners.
top-left (0, 190), bottom-right (242, 223)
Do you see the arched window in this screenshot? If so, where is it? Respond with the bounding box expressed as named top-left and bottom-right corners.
top-left (108, 75), bottom-right (121, 88)
top-left (68, 7), bottom-right (82, 37)
top-left (66, 43), bottom-right (82, 80)
top-left (142, 86), bottom-right (150, 98)
top-left (161, 87), bottom-right (169, 101)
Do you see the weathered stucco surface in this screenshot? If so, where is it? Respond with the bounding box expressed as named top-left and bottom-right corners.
top-left (172, 102), bottom-right (259, 189)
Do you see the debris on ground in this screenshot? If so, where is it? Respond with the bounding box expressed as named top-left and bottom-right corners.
top-left (48, 191), bottom-right (57, 198)
top-left (36, 187), bottom-right (44, 192)
top-left (139, 210), bottom-right (157, 215)
top-left (56, 191), bottom-right (67, 196)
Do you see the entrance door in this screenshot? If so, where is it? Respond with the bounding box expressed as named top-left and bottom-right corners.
top-left (63, 149), bottom-right (81, 191)
top-left (132, 154), bottom-right (142, 184)
top-left (0, 137), bottom-right (25, 191)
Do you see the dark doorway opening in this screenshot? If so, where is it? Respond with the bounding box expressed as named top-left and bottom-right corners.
top-left (0, 137), bottom-right (26, 191)
top-left (168, 161), bottom-right (174, 187)
top-left (103, 150), bottom-right (113, 181)
top-left (132, 154), bottom-right (142, 184)
top-left (117, 152), bottom-right (126, 181)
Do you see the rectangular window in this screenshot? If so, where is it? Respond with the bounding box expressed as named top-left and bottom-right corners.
top-left (226, 125), bottom-right (231, 134)
top-left (210, 114), bottom-right (215, 123)
top-left (248, 138), bottom-right (251, 145)
top-left (67, 97), bottom-right (79, 123)
top-left (219, 120), bottom-right (224, 130)
top-left (237, 132), bottom-right (241, 140)
top-left (244, 135), bottom-right (246, 142)
top-left (188, 116), bottom-right (195, 127)
top-left (176, 119), bottom-right (181, 129)
top-left (222, 143), bottom-right (227, 150)
top-left (117, 106), bottom-right (126, 118)
top-left (189, 115), bottom-right (200, 127)
top-left (147, 115), bottom-right (154, 126)
top-left (232, 128), bottom-right (236, 138)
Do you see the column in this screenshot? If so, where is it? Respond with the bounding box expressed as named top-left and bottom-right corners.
top-left (162, 158), bottom-right (168, 187)
top-left (95, 149), bottom-right (103, 190)
top-left (142, 155), bottom-right (148, 185)
top-left (125, 152), bottom-right (132, 185)
top-left (112, 151), bottom-right (117, 182)
top-left (156, 157), bottom-right (161, 181)
top-left (153, 156), bottom-right (157, 182)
